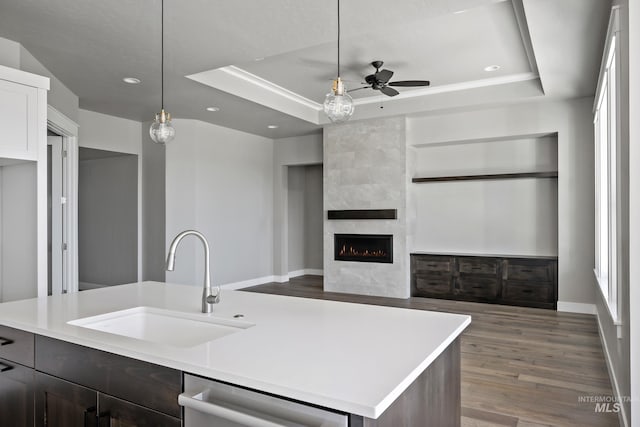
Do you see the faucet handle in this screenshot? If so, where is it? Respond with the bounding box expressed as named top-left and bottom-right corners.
top-left (206, 293), bottom-right (220, 305)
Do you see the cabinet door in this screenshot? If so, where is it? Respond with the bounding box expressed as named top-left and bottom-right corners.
top-left (98, 394), bottom-right (181, 427)
top-left (0, 358), bottom-right (34, 427)
top-left (0, 79), bottom-right (38, 160)
top-left (35, 372), bottom-right (97, 427)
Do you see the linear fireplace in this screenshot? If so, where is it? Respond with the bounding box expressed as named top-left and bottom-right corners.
top-left (334, 234), bottom-right (393, 263)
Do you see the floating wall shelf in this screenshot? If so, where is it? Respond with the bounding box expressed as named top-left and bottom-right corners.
top-left (411, 171), bottom-right (558, 183)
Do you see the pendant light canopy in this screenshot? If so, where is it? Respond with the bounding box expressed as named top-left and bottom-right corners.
top-left (323, 0), bottom-right (354, 123)
top-left (149, 0), bottom-right (175, 144)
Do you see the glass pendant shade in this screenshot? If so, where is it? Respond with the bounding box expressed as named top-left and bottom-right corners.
top-left (323, 78), bottom-right (354, 123)
top-left (149, 109), bottom-right (175, 144)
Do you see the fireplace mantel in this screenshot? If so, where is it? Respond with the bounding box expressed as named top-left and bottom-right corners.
top-left (327, 209), bottom-right (397, 220)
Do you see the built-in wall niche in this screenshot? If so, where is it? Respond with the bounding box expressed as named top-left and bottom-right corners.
top-left (0, 158), bottom-right (38, 302)
top-left (410, 135), bottom-right (559, 257)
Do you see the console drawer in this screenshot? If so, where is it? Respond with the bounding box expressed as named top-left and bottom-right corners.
top-left (457, 276), bottom-right (499, 299)
top-left (0, 325), bottom-right (34, 367)
top-left (412, 255), bottom-right (453, 273)
top-left (505, 259), bottom-right (555, 281)
top-left (503, 281), bottom-right (554, 304)
top-left (413, 274), bottom-right (452, 296)
top-left (458, 257), bottom-right (499, 275)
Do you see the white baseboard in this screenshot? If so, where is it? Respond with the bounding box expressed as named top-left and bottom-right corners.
top-left (596, 312), bottom-right (630, 427)
top-left (288, 269), bottom-right (323, 278)
top-left (220, 270), bottom-right (324, 290)
top-left (79, 281), bottom-right (108, 291)
top-left (557, 301), bottom-right (597, 315)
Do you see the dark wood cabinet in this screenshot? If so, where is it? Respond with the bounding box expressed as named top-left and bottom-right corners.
top-left (0, 358), bottom-right (34, 427)
top-left (411, 253), bottom-right (558, 309)
top-left (97, 394), bottom-right (181, 427)
top-left (35, 372), bottom-right (96, 427)
top-left (0, 325), bottom-right (35, 427)
top-left (33, 335), bottom-right (182, 426)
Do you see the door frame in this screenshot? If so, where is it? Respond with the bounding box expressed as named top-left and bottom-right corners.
top-left (47, 106), bottom-right (79, 294)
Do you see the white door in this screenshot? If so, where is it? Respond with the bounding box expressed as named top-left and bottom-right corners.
top-left (48, 135), bottom-right (67, 294)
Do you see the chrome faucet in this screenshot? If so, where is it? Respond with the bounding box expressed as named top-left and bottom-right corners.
top-left (166, 230), bottom-right (220, 313)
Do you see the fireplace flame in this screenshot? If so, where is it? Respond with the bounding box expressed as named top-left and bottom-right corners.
top-left (339, 244), bottom-right (387, 258)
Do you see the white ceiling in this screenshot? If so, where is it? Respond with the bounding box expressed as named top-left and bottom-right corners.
top-left (0, 0), bottom-right (610, 138)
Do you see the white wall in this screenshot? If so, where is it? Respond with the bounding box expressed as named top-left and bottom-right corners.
top-left (407, 98), bottom-right (595, 306)
top-left (412, 136), bottom-right (558, 256)
top-left (165, 119), bottom-right (274, 287)
top-left (629, 0), bottom-right (640, 423)
top-left (78, 153), bottom-right (138, 287)
top-left (273, 134), bottom-right (323, 278)
top-left (0, 162), bottom-right (37, 301)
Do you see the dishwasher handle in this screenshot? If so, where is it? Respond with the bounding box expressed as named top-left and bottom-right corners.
top-left (179, 391), bottom-right (289, 427)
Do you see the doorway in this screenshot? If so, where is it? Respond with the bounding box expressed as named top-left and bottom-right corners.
top-left (47, 132), bottom-right (67, 295)
top-left (287, 164), bottom-right (323, 277)
top-left (78, 148), bottom-right (138, 290)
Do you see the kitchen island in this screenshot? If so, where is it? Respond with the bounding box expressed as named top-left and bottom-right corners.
top-left (0, 281), bottom-right (470, 426)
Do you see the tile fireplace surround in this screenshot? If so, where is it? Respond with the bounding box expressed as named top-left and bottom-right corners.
top-left (323, 117), bottom-right (411, 298)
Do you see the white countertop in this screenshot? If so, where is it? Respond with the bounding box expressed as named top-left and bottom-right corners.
top-left (0, 282), bottom-right (470, 418)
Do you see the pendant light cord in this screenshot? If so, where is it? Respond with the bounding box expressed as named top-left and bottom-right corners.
top-left (161, 0), bottom-right (164, 109)
top-left (337, 0), bottom-right (341, 79)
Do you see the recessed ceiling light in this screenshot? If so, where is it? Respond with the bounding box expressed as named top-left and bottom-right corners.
top-left (254, 57), bottom-right (265, 61)
top-left (453, 9), bottom-right (466, 14)
top-left (206, 106), bottom-right (220, 112)
top-left (484, 65), bottom-right (501, 72)
top-left (123, 77), bottom-right (141, 84)
top-left (267, 125), bottom-right (279, 129)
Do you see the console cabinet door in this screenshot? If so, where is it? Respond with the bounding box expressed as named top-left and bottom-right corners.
top-left (98, 394), bottom-right (181, 427)
top-left (0, 358), bottom-right (34, 427)
top-left (35, 372), bottom-right (97, 427)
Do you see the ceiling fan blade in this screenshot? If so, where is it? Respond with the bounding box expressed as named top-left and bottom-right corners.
top-left (388, 80), bottom-right (431, 87)
top-left (347, 87), bottom-right (370, 93)
top-left (375, 69), bottom-right (394, 83)
top-left (380, 86), bottom-right (399, 97)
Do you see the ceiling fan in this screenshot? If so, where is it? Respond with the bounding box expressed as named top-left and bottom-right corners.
top-left (351, 61), bottom-right (430, 97)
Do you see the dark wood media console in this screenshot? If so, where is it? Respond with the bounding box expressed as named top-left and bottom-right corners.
top-left (410, 253), bottom-right (558, 309)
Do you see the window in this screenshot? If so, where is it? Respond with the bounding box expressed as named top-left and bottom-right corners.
top-left (594, 11), bottom-right (620, 322)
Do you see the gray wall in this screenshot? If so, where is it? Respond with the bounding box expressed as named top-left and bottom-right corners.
top-left (273, 134), bottom-right (323, 278)
top-left (412, 136), bottom-right (558, 256)
top-left (287, 166), bottom-right (305, 272)
top-left (0, 37), bottom-right (80, 123)
top-left (287, 164), bottom-right (323, 273)
top-left (407, 98), bottom-right (595, 307)
top-left (0, 162), bottom-right (37, 301)
top-left (141, 122), bottom-right (166, 282)
top-left (304, 165), bottom-right (323, 270)
top-left (78, 150), bottom-right (138, 286)
top-left (165, 119), bottom-right (274, 287)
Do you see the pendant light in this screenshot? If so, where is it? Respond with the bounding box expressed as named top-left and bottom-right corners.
top-left (323, 0), bottom-right (354, 123)
top-left (149, 0), bottom-right (175, 144)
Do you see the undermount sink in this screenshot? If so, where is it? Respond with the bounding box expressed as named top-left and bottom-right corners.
top-left (68, 306), bottom-right (254, 347)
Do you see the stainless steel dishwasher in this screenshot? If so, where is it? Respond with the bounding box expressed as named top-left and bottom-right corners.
top-left (180, 373), bottom-right (349, 427)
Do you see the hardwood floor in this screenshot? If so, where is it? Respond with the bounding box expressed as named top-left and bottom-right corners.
top-left (243, 276), bottom-right (619, 427)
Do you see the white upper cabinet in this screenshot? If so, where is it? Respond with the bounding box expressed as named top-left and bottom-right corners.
top-left (0, 64), bottom-right (49, 161)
